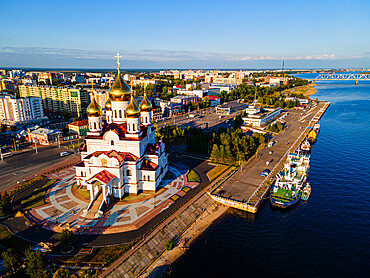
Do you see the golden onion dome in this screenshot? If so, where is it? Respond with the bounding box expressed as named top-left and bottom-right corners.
top-left (109, 70), bottom-right (131, 101)
top-left (139, 93), bottom-right (152, 112)
top-left (105, 97), bottom-right (112, 111)
top-left (86, 95), bottom-right (102, 117)
top-left (125, 95), bottom-right (140, 118)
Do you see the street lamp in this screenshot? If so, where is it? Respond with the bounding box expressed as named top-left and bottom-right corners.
top-left (34, 139), bottom-right (38, 153)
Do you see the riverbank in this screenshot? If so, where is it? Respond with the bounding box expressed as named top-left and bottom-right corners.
top-left (285, 83), bottom-right (318, 97)
top-left (139, 202), bottom-right (228, 278)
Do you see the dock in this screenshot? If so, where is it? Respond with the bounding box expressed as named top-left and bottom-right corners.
top-left (210, 101), bottom-right (330, 213)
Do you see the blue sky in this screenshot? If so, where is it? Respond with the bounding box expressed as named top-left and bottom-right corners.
top-left (0, 0), bottom-right (369, 69)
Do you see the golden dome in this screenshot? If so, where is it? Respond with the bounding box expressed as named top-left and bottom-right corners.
top-left (125, 95), bottom-right (140, 118)
top-left (86, 95), bottom-right (102, 117)
top-left (139, 93), bottom-right (152, 112)
top-left (105, 97), bottom-right (112, 111)
top-left (109, 71), bottom-right (131, 101)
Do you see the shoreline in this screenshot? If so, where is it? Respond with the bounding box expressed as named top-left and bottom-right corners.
top-left (139, 201), bottom-right (229, 278)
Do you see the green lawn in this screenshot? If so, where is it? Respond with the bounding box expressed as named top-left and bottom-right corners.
top-left (187, 170), bottom-right (200, 183)
top-left (206, 165), bottom-right (230, 181)
top-left (74, 184), bottom-right (90, 199)
top-left (65, 142), bottom-right (83, 149)
top-left (21, 179), bottom-right (57, 210)
top-left (0, 225), bottom-right (33, 252)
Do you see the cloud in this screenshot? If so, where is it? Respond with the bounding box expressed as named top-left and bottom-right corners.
top-left (0, 46), bottom-right (366, 68)
top-left (0, 46), bottom-right (356, 62)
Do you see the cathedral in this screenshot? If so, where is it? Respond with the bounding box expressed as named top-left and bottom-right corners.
top-left (75, 56), bottom-right (168, 214)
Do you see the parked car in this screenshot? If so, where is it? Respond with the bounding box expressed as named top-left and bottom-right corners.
top-left (60, 151), bottom-right (70, 157)
top-left (260, 169), bottom-right (271, 177)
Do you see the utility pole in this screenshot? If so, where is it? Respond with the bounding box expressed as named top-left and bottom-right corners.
top-left (58, 135), bottom-right (61, 148)
top-left (0, 147), bottom-right (3, 161)
top-left (35, 140), bottom-right (38, 153)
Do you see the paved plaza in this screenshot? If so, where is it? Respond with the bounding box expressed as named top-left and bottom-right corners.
top-left (26, 163), bottom-right (197, 234)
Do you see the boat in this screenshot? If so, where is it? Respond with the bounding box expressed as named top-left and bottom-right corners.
top-left (307, 128), bottom-right (317, 144)
top-left (301, 139), bottom-right (311, 152)
top-left (270, 152), bottom-right (310, 209)
top-left (301, 182), bottom-right (311, 201)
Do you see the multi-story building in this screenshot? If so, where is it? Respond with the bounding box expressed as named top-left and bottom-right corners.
top-left (19, 85), bottom-right (88, 117)
top-left (0, 94), bottom-right (43, 122)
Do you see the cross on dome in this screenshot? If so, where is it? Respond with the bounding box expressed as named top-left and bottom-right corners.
top-left (115, 52), bottom-right (122, 72)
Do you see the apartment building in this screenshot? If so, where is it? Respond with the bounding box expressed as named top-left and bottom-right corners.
top-left (0, 94), bottom-right (43, 122)
top-left (19, 85), bottom-right (88, 117)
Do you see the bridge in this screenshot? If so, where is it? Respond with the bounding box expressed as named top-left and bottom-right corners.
top-left (311, 73), bottom-right (370, 84)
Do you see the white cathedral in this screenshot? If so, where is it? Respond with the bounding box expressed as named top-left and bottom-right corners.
top-left (75, 57), bottom-right (168, 214)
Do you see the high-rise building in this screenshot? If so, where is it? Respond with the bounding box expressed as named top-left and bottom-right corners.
top-left (0, 94), bottom-right (43, 122)
top-left (19, 85), bottom-right (88, 117)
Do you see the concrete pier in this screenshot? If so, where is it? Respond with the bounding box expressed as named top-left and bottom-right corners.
top-left (210, 101), bottom-right (330, 213)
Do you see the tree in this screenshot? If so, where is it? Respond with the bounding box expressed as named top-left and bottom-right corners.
top-left (58, 229), bottom-right (75, 247)
top-left (2, 249), bottom-right (22, 275)
top-left (0, 192), bottom-right (12, 215)
top-left (24, 248), bottom-right (46, 278)
top-left (53, 268), bottom-right (78, 278)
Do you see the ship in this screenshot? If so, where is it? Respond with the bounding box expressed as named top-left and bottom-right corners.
top-left (270, 152), bottom-right (310, 208)
top-left (301, 182), bottom-right (311, 201)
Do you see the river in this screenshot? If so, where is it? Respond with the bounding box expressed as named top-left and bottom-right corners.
top-left (169, 76), bottom-right (370, 277)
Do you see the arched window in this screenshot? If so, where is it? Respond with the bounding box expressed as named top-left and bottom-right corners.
top-left (126, 169), bottom-right (132, 176)
top-left (101, 159), bottom-right (107, 167)
top-left (111, 140), bottom-right (114, 146)
top-left (114, 110), bottom-right (117, 118)
top-left (147, 175), bottom-right (150, 181)
top-left (119, 110), bottom-right (122, 118)
top-left (94, 122), bottom-right (97, 130)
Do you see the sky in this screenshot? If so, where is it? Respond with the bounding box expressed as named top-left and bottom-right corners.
top-left (0, 0), bottom-right (369, 69)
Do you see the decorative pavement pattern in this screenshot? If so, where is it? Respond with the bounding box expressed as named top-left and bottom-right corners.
top-left (26, 163), bottom-right (196, 234)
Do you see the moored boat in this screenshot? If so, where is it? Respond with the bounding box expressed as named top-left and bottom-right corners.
top-left (307, 128), bottom-right (317, 144)
top-left (270, 152), bottom-right (310, 209)
top-left (301, 182), bottom-right (311, 201)
top-left (301, 139), bottom-right (311, 152)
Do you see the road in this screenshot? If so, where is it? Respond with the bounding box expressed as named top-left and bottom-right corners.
top-left (0, 142), bottom-right (80, 192)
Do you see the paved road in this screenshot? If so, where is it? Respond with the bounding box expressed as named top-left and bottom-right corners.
top-left (0, 142), bottom-right (80, 192)
top-left (218, 101), bottom-right (326, 202)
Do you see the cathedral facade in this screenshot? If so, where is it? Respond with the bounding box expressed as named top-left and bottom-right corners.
top-left (75, 61), bottom-right (168, 213)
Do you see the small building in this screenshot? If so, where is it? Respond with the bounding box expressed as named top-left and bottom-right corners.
top-left (204, 95), bottom-right (220, 106)
top-left (216, 102), bottom-right (247, 115)
top-left (68, 120), bottom-right (88, 136)
top-left (28, 127), bottom-right (63, 145)
top-left (170, 95), bottom-right (197, 106)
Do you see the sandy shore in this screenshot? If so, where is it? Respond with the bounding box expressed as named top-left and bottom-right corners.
top-left (139, 201), bottom-right (229, 278)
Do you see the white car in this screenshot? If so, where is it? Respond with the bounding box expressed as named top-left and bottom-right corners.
top-left (60, 151), bottom-right (70, 157)
top-left (269, 151), bottom-right (273, 155)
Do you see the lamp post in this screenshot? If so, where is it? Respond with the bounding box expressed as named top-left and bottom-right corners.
top-left (34, 139), bottom-right (38, 153)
